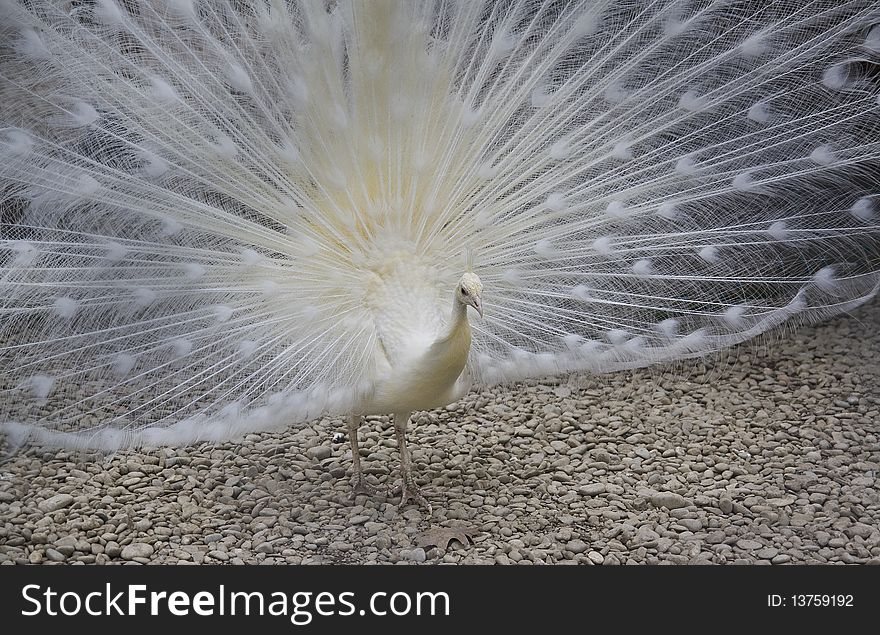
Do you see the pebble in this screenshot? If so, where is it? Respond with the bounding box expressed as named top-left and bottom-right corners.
top-left (364, 522), bottom-right (385, 535)
top-left (634, 526), bottom-right (660, 544)
top-left (38, 494), bottom-right (74, 513)
top-left (649, 492), bottom-right (690, 510)
top-left (566, 539), bottom-right (589, 554)
top-left (307, 446), bottom-right (332, 461)
top-left (578, 483), bottom-right (606, 497)
top-left (121, 543), bottom-right (155, 560)
top-left (846, 523), bottom-right (875, 539)
top-left (402, 548), bottom-right (427, 563)
top-left (45, 548), bottom-right (66, 562)
top-left (678, 519), bottom-right (702, 532)
top-left (736, 539), bottom-right (762, 551)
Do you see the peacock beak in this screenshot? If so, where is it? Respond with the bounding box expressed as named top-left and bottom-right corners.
top-left (472, 296), bottom-right (483, 318)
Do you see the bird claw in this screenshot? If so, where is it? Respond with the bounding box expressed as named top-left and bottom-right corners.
top-left (349, 478), bottom-right (388, 500)
top-left (393, 481), bottom-right (432, 515)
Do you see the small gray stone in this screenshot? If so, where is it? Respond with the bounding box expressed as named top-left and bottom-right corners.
top-left (105, 542), bottom-right (122, 558)
top-left (566, 539), bottom-right (589, 554)
top-left (587, 551), bottom-right (604, 565)
top-left (719, 497), bottom-right (733, 514)
top-left (121, 543), bottom-right (154, 560)
top-left (55, 545), bottom-right (75, 557)
top-left (766, 496), bottom-right (796, 507)
top-left (45, 548), bottom-right (66, 562)
top-left (649, 492), bottom-right (690, 510)
top-left (736, 539), bottom-right (762, 551)
top-left (307, 446), bottom-right (332, 461)
top-left (578, 483), bottom-right (606, 497)
top-left (634, 526), bottom-right (661, 544)
top-left (678, 518), bottom-right (702, 532)
top-left (38, 494), bottom-right (74, 513)
top-left (845, 523), bottom-right (875, 539)
top-left (133, 519), bottom-right (152, 532)
top-left (403, 548), bottom-right (427, 563)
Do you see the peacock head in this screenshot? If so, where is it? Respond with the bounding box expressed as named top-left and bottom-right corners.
top-left (457, 272), bottom-right (483, 318)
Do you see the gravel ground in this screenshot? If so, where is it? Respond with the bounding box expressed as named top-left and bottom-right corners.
top-left (1, 300), bottom-right (878, 565)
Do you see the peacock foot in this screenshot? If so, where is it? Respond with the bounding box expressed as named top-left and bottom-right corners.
top-left (392, 481), bottom-right (433, 515)
top-left (349, 477), bottom-right (388, 501)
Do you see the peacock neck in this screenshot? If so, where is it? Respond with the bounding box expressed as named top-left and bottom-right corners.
top-left (444, 296), bottom-right (471, 340)
top-left (417, 294), bottom-right (471, 378)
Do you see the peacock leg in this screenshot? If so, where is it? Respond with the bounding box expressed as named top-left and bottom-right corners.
top-left (393, 411), bottom-right (432, 514)
top-left (347, 414), bottom-right (385, 499)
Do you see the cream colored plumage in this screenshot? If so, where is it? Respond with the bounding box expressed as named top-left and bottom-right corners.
top-left (352, 266), bottom-right (482, 509)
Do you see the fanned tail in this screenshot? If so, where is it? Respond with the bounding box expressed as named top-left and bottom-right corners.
top-left (1, 0), bottom-right (878, 450)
